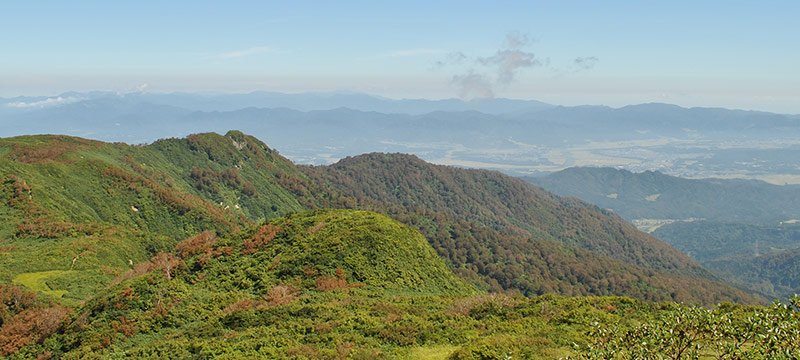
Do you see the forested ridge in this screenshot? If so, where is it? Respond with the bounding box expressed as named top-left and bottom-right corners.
top-left (527, 166), bottom-right (800, 301)
top-left (654, 221), bottom-right (800, 299)
top-left (307, 153), bottom-right (708, 275)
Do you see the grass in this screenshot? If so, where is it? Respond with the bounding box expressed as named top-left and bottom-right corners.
top-left (407, 345), bottom-right (459, 359)
top-left (13, 270), bottom-right (76, 298)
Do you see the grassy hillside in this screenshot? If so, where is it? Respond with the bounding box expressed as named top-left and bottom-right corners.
top-left (4, 209), bottom-right (790, 359)
top-left (1, 209), bottom-right (478, 358)
top-left (0, 131), bottom-right (309, 303)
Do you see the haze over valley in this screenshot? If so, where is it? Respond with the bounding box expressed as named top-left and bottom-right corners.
top-left (4, 91), bottom-right (800, 185)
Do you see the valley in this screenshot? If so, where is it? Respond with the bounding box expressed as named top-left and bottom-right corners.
top-left (529, 166), bottom-right (800, 300)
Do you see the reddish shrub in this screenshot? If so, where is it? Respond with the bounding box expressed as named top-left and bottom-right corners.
top-left (241, 224), bottom-right (280, 255)
top-left (175, 230), bottom-right (217, 258)
top-left (110, 252), bottom-right (184, 286)
top-left (111, 317), bottom-right (137, 337)
top-left (314, 267), bottom-right (364, 292)
top-left (0, 284), bottom-right (37, 319)
top-left (0, 306), bottom-right (69, 356)
top-left (262, 284), bottom-right (300, 306)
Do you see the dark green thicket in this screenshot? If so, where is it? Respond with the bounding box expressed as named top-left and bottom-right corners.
top-left (197, 209), bottom-right (472, 295)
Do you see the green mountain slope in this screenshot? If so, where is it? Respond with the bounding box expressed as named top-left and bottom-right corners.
top-left (304, 153), bottom-right (712, 279)
top-left (2, 209), bottom-right (477, 358)
top-left (526, 166), bottom-right (800, 300)
top-left (654, 221), bottom-right (800, 299)
top-left (0, 131), bottom-right (782, 358)
top-left (7, 209), bottom-right (778, 360)
top-left (0, 133), bottom-right (757, 307)
top-left (0, 132), bottom-right (309, 302)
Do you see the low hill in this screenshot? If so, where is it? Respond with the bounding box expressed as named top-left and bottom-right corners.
top-left (201, 209), bottom-right (472, 295)
top-left (653, 221), bottom-right (800, 299)
top-left (526, 166), bottom-right (800, 223)
top-left (2, 210), bottom-right (781, 359)
top-left (2, 210), bottom-right (478, 358)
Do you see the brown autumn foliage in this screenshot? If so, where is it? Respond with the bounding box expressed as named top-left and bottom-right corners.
top-left (303, 265), bottom-right (319, 278)
top-left (110, 252), bottom-right (184, 286)
top-left (315, 267), bottom-right (364, 292)
top-left (5, 136), bottom-right (96, 164)
top-left (103, 166), bottom-right (235, 228)
top-left (222, 284), bottom-right (301, 313)
top-left (3, 175), bottom-right (30, 207)
top-left (174, 230), bottom-right (225, 266)
top-left (262, 284), bottom-right (300, 306)
top-left (241, 224), bottom-right (281, 255)
top-left (110, 317), bottom-right (137, 338)
top-left (0, 306), bottom-right (69, 356)
top-left (15, 219), bottom-right (85, 239)
top-left (0, 284), bottom-right (37, 322)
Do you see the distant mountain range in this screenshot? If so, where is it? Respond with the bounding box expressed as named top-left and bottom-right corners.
top-left (0, 91), bottom-right (554, 116)
top-left (3, 91), bottom-right (800, 180)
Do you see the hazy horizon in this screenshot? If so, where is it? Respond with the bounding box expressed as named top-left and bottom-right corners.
top-left (3, 1), bottom-right (799, 114)
top-left (4, 89), bottom-right (799, 117)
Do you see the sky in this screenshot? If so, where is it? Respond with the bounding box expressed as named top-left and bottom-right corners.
top-left (2, 0), bottom-right (799, 113)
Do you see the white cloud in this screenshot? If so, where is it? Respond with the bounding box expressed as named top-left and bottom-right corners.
top-left (6, 96), bottom-right (80, 108)
top-left (219, 46), bottom-right (277, 59)
top-left (451, 71), bottom-right (494, 100)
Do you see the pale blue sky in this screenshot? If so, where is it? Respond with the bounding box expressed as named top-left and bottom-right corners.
top-left (2, 1), bottom-right (798, 113)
